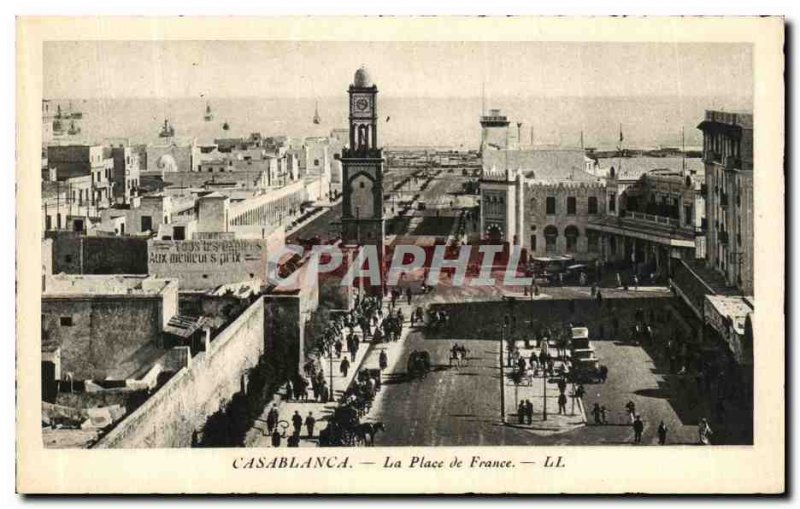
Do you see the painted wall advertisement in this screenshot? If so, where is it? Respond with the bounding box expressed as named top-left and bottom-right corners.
top-left (148, 239), bottom-right (268, 289)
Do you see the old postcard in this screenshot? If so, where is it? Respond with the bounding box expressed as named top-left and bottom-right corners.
top-left (16, 16), bottom-right (784, 494)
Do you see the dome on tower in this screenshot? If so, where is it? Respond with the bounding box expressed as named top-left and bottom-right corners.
top-left (353, 66), bottom-right (373, 87)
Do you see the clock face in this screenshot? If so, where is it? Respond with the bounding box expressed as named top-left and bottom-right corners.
top-left (355, 97), bottom-right (369, 111)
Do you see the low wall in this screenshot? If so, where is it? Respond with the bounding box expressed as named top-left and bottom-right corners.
top-left (94, 297), bottom-right (265, 448)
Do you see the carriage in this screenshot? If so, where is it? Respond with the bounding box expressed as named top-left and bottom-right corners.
top-left (569, 359), bottom-right (605, 384)
top-left (407, 350), bottom-right (432, 380)
top-left (318, 406), bottom-right (361, 447)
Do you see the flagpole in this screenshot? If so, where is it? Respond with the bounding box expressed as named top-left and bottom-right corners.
top-left (681, 126), bottom-right (686, 175)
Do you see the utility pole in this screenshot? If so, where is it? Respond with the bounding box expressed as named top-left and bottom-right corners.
top-left (500, 324), bottom-right (506, 424)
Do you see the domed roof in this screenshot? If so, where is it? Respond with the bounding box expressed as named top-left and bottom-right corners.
top-left (353, 66), bottom-right (372, 88)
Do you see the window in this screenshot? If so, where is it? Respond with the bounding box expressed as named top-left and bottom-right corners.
top-left (314, 159), bottom-right (320, 166)
top-left (567, 197), bottom-right (576, 215)
top-left (530, 234), bottom-right (537, 251)
top-left (59, 316), bottom-right (73, 327)
top-left (684, 205), bottom-right (692, 226)
top-left (173, 226), bottom-right (186, 240)
top-left (608, 193), bottom-right (616, 213)
top-left (588, 196), bottom-right (598, 215)
top-left (587, 231), bottom-right (599, 252)
top-left (546, 197), bottom-right (556, 215)
top-left (45, 215), bottom-right (52, 230)
top-left (141, 215), bottom-right (153, 232)
top-left (544, 225), bottom-right (558, 254)
top-left (565, 225), bottom-right (579, 253)
top-left (64, 255), bottom-right (73, 264)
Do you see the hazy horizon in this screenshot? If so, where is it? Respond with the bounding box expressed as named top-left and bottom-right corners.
top-left (45, 94), bottom-right (743, 149)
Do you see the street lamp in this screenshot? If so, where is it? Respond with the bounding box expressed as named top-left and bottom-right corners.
top-left (328, 335), bottom-right (335, 403)
top-left (542, 347), bottom-right (548, 421)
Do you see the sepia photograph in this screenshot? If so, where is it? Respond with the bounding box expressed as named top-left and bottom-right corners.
top-left (15, 15), bottom-right (785, 494)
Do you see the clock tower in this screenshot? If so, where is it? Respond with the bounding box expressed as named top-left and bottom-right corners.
top-left (340, 67), bottom-right (385, 255)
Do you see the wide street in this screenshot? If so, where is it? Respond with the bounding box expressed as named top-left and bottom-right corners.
top-left (283, 160), bottom-right (722, 447)
top-left (363, 291), bottom-right (705, 446)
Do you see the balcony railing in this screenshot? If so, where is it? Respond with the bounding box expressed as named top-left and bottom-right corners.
top-left (625, 211), bottom-right (680, 228)
top-left (724, 155), bottom-right (742, 170)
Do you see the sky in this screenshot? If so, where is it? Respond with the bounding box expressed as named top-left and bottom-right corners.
top-left (44, 41), bottom-right (753, 101)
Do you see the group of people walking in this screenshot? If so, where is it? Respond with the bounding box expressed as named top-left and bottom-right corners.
top-left (589, 399), bottom-right (712, 445)
top-left (263, 404), bottom-right (318, 448)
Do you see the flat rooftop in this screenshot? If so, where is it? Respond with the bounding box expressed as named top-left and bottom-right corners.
top-left (43, 274), bottom-right (175, 297)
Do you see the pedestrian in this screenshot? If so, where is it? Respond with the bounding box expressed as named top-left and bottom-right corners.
top-left (297, 377), bottom-right (308, 401)
top-left (592, 403), bottom-right (602, 424)
top-left (286, 379), bottom-right (294, 401)
top-left (557, 377), bottom-right (567, 394)
top-left (406, 287), bottom-right (412, 306)
top-left (518, 401), bottom-right (525, 424)
top-left (657, 421), bottom-right (668, 445)
top-left (525, 399), bottom-right (533, 425)
top-left (291, 410), bottom-right (303, 437)
top-left (558, 393), bottom-right (568, 414)
top-left (698, 418), bottom-right (713, 445)
top-left (350, 343), bottom-right (357, 362)
top-left (266, 404), bottom-right (279, 434)
top-left (340, 357), bottom-right (350, 378)
top-left (625, 400), bottom-right (636, 424)
top-left (379, 350), bottom-right (388, 371)
top-left (334, 339), bottom-right (343, 357)
top-left (575, 383), bottom-right (586, 400)
top-left (600, 406), bottom-right (608, 424)
top-left (271, 427), bottom-right (283, 447)
top-left (305, 412), bottom-right (316, 438)
top-left (633, 415), bottom-right (644, 444)
top-left (287, 433), bottom-right (299, 448)
top-left (616, 272), bottom-right (622, 288)
top-left (633, 274), bottom-right (639, 291)
top-left (596, 289), bottom-right (603, 307)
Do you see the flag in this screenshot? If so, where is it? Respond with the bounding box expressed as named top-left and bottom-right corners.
top-left (619, 124), bottom-right (624, 143)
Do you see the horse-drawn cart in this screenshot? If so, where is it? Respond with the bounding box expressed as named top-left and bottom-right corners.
top-left (407, 350), bottom-right (431, 380)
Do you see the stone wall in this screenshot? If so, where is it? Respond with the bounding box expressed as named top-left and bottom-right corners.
top-left (46, 232), bottom-right (149, 275)
top-left (41, 295), bottom-right (166, 380)
top-left (93, 297), bottom-right (265, 448)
